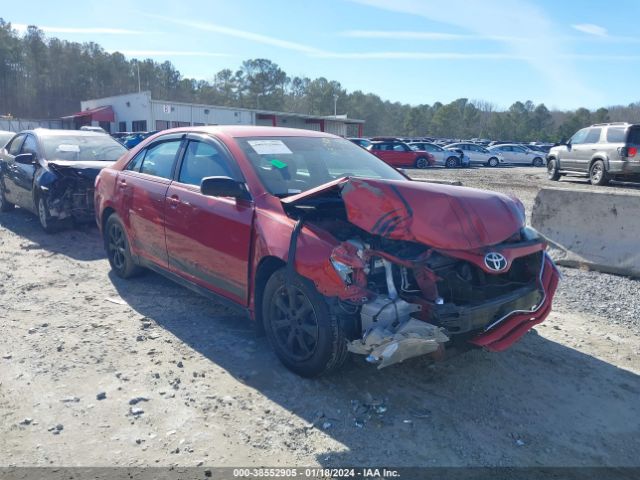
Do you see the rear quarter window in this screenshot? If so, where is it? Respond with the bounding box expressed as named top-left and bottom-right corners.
top-left (606, 128), bottom-right (626, 143)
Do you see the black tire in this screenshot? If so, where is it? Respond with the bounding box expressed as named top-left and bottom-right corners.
top-left (589, 160), bottom-right (610, 186)
top-left (532, 157), bottom-right (544, 167)
top-left (0, 178), bottom-right (14, 212)
top-left (415, 157), bottom-right (429, 169)
top-left (262, 268), bottom-right (348, 377)
top-left (487, 157), bottom-right (499, 167)
top-left (547, 158), bottom-right (560, 181)
top-left (36, 195), bottom-right (60, 233)
top-left (445, 156), bottom-right (458, 168)
top-left (104, 213), bottom-right (142, 278)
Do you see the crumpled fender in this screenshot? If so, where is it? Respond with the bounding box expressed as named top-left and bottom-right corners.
top-left (250, 203), bottom-right (368, 311)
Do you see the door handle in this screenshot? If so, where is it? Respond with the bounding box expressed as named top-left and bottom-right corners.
top-left (118, 178), bottom-right (127, 187)
top-left (168, 195), bottom-right (180, 208)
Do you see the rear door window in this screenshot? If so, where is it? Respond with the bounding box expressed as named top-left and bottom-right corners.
top-left (139, 140), bottom-right (182, 179)
top-left (584, 128), bottom-right (602, 144)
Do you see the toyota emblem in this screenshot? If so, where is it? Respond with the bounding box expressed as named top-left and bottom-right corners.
top-left (484, 252), bottom-right (508, 272)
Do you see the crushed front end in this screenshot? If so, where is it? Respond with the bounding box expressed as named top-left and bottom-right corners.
top-left (282, 177), bottom-right (561, 368)
top-left (42, 162), bottom-right (105, 222)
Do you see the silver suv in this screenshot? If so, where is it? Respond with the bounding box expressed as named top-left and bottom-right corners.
top-left (547, 122), bottom-right (640, 185)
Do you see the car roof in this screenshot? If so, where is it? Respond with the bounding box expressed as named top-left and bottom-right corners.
top-left (20, 128), bottom-right (112, 138)
top-left (155, 125), bottom-right (339, 139)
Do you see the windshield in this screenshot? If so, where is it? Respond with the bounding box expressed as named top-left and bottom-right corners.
top-left (42, 134), bottom-right (127, 161)
top-left (236, 136), bottom-right (406, 196)
top-left (0, 132), bottom-right (14, 148)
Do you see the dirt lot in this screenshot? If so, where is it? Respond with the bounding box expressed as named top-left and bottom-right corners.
top-left (1, 166), bottom-right (639, 468)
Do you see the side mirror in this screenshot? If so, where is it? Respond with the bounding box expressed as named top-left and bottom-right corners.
top-left (15, 153), bottom-right (35, 165)
top-left (200, 176), bottom-right (248, 199)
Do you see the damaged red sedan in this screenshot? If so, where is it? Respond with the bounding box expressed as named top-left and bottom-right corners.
top-left (95, 126), bottom-right (560, 377)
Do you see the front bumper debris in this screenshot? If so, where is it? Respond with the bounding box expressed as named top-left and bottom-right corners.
top-left (348, 318), bottom-right (449, 369)
top-left (469, 253), bottom-right (560, 351)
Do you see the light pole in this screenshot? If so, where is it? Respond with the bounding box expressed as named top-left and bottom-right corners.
top-left (333, 94), bottom-right (338, 117)
top-left (135, 60), bottom-right (141, 93)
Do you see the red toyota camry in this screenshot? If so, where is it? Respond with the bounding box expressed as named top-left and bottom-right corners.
top-left (95, 126), bottom-right (559, 377)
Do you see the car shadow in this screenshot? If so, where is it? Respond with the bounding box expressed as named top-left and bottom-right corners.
top-left (0, 207), bottom-right (105, 261)
top-left (110, 270), bottom-right (640, 468)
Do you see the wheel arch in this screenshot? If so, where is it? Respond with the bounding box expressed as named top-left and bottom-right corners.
top-left (253, 256), bottom-right (286, 333)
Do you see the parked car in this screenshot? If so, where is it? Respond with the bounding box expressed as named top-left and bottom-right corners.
top-left (122, 131), bottom-right (159, 149)
top-left (547, 122), bottom-right (640, 185)
top-left (80, 125), bottom-right (108, 134)
top-left (95, 126), bottom-right (559, 377)
top-left (407, 142), bottom-right (464, 168)
top-left (0, 129), bottom-right (127, 232)
top-left (445, 142), bottom-right (504, 167)
top-left (488, 143), bottom-right (545, 166)
top-left (347, 137), bottom-right (371, 149)
top-left (367, 140), bottom-right (435, 168)
top-left (0, 130), bottom-right (14, 148)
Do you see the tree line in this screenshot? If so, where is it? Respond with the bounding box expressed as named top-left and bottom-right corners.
top-left (1, 19), bottom-right (639, 140)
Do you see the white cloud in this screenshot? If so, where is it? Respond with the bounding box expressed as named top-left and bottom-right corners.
top-left (349, 0), bottom-right (603, 104)
top-left (341, 30), bottom-right (471, 40)
top-left (146, 15), bottom-right (325, 55)
top-left (12, 23), bottom-right (145, 35)
top-left (339, 30), bottom-right (524, 42)
top-left (572, 23), bottom-right (608, 37)
top-left (110, 50), bottom-right (231, 58)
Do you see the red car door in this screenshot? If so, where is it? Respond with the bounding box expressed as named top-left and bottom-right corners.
top-left (117, 135), bottom-right (184, 268)
top-left (370, 143), bottom-right (398, 166)
top-left (164, 134), bottom-right (254, 304)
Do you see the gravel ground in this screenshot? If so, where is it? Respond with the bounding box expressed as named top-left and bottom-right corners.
top-left (1, 166), bottom-right (639, 469)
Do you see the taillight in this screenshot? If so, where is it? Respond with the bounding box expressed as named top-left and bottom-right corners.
top-left (628, 147), bottom-right (637, 157)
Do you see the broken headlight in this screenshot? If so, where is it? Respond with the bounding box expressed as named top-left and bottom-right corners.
top-left (330, 258), bottom-right (353, 285)
top-left (521, 226), bottom-right (542, 241)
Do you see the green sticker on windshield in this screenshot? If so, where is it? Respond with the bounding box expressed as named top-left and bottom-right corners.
top-left (270, 158), bottom-right (288, 169)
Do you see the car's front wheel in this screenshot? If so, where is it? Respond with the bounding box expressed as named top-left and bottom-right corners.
top-left (487, 157), bottom-right (499, 167)
top-left (37, 195), bottom-right (60, 233)
top-left (547, 158), bottom-right (560, 181)
top-left (445, 156), bottom-right (458, 168)
top-left (589, 160), bottom-right (610, 186)
top-left (0, 179), bottom-right (14, 212)
top-left (415, 157), bottom-right (429, 169)
top-left (532, 157), bottom-right (544, 167)
top-left (104, 213), bottom-right (142, 278)
top-left (263, 268), bottom-right (348, 377)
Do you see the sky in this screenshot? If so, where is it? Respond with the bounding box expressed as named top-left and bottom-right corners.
top-left (4, 0), bottom-right (640, 111)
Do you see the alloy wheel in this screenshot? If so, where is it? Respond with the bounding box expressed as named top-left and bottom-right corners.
top-left (108, 222), bottom-right (127, 271)
top-left (269, 284), bottom-right (319, 362)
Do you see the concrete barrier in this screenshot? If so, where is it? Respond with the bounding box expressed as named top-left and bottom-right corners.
top-left (531, 187), bottom-right (640, 278)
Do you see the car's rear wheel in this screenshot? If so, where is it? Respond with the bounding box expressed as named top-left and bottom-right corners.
top-left (487, 157), bottom-right (499, 167)
top-left (589, 160), bottom-right (610, 186)
top-left (445, 156), bottom-right (458, 168)
top-left (547, 159), bottom-right (560, 181)
top-left (415, 157), bottom-right (429, 169)
top-left (532, 157), bottom-right (544, 167)
top-left (0, 180), bottom-right (14, 212)
top-left (104, 213), bottom-right (142, 278)
top-left (37, 195), bottom-right (60, 233)
top-left (263, 268), bottom-right (348, 377)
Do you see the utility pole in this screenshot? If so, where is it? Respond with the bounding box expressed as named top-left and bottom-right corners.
top-left (136, 61), bottom-right (141, 93)
top-left (333, 94), bottom-right (338, 117)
